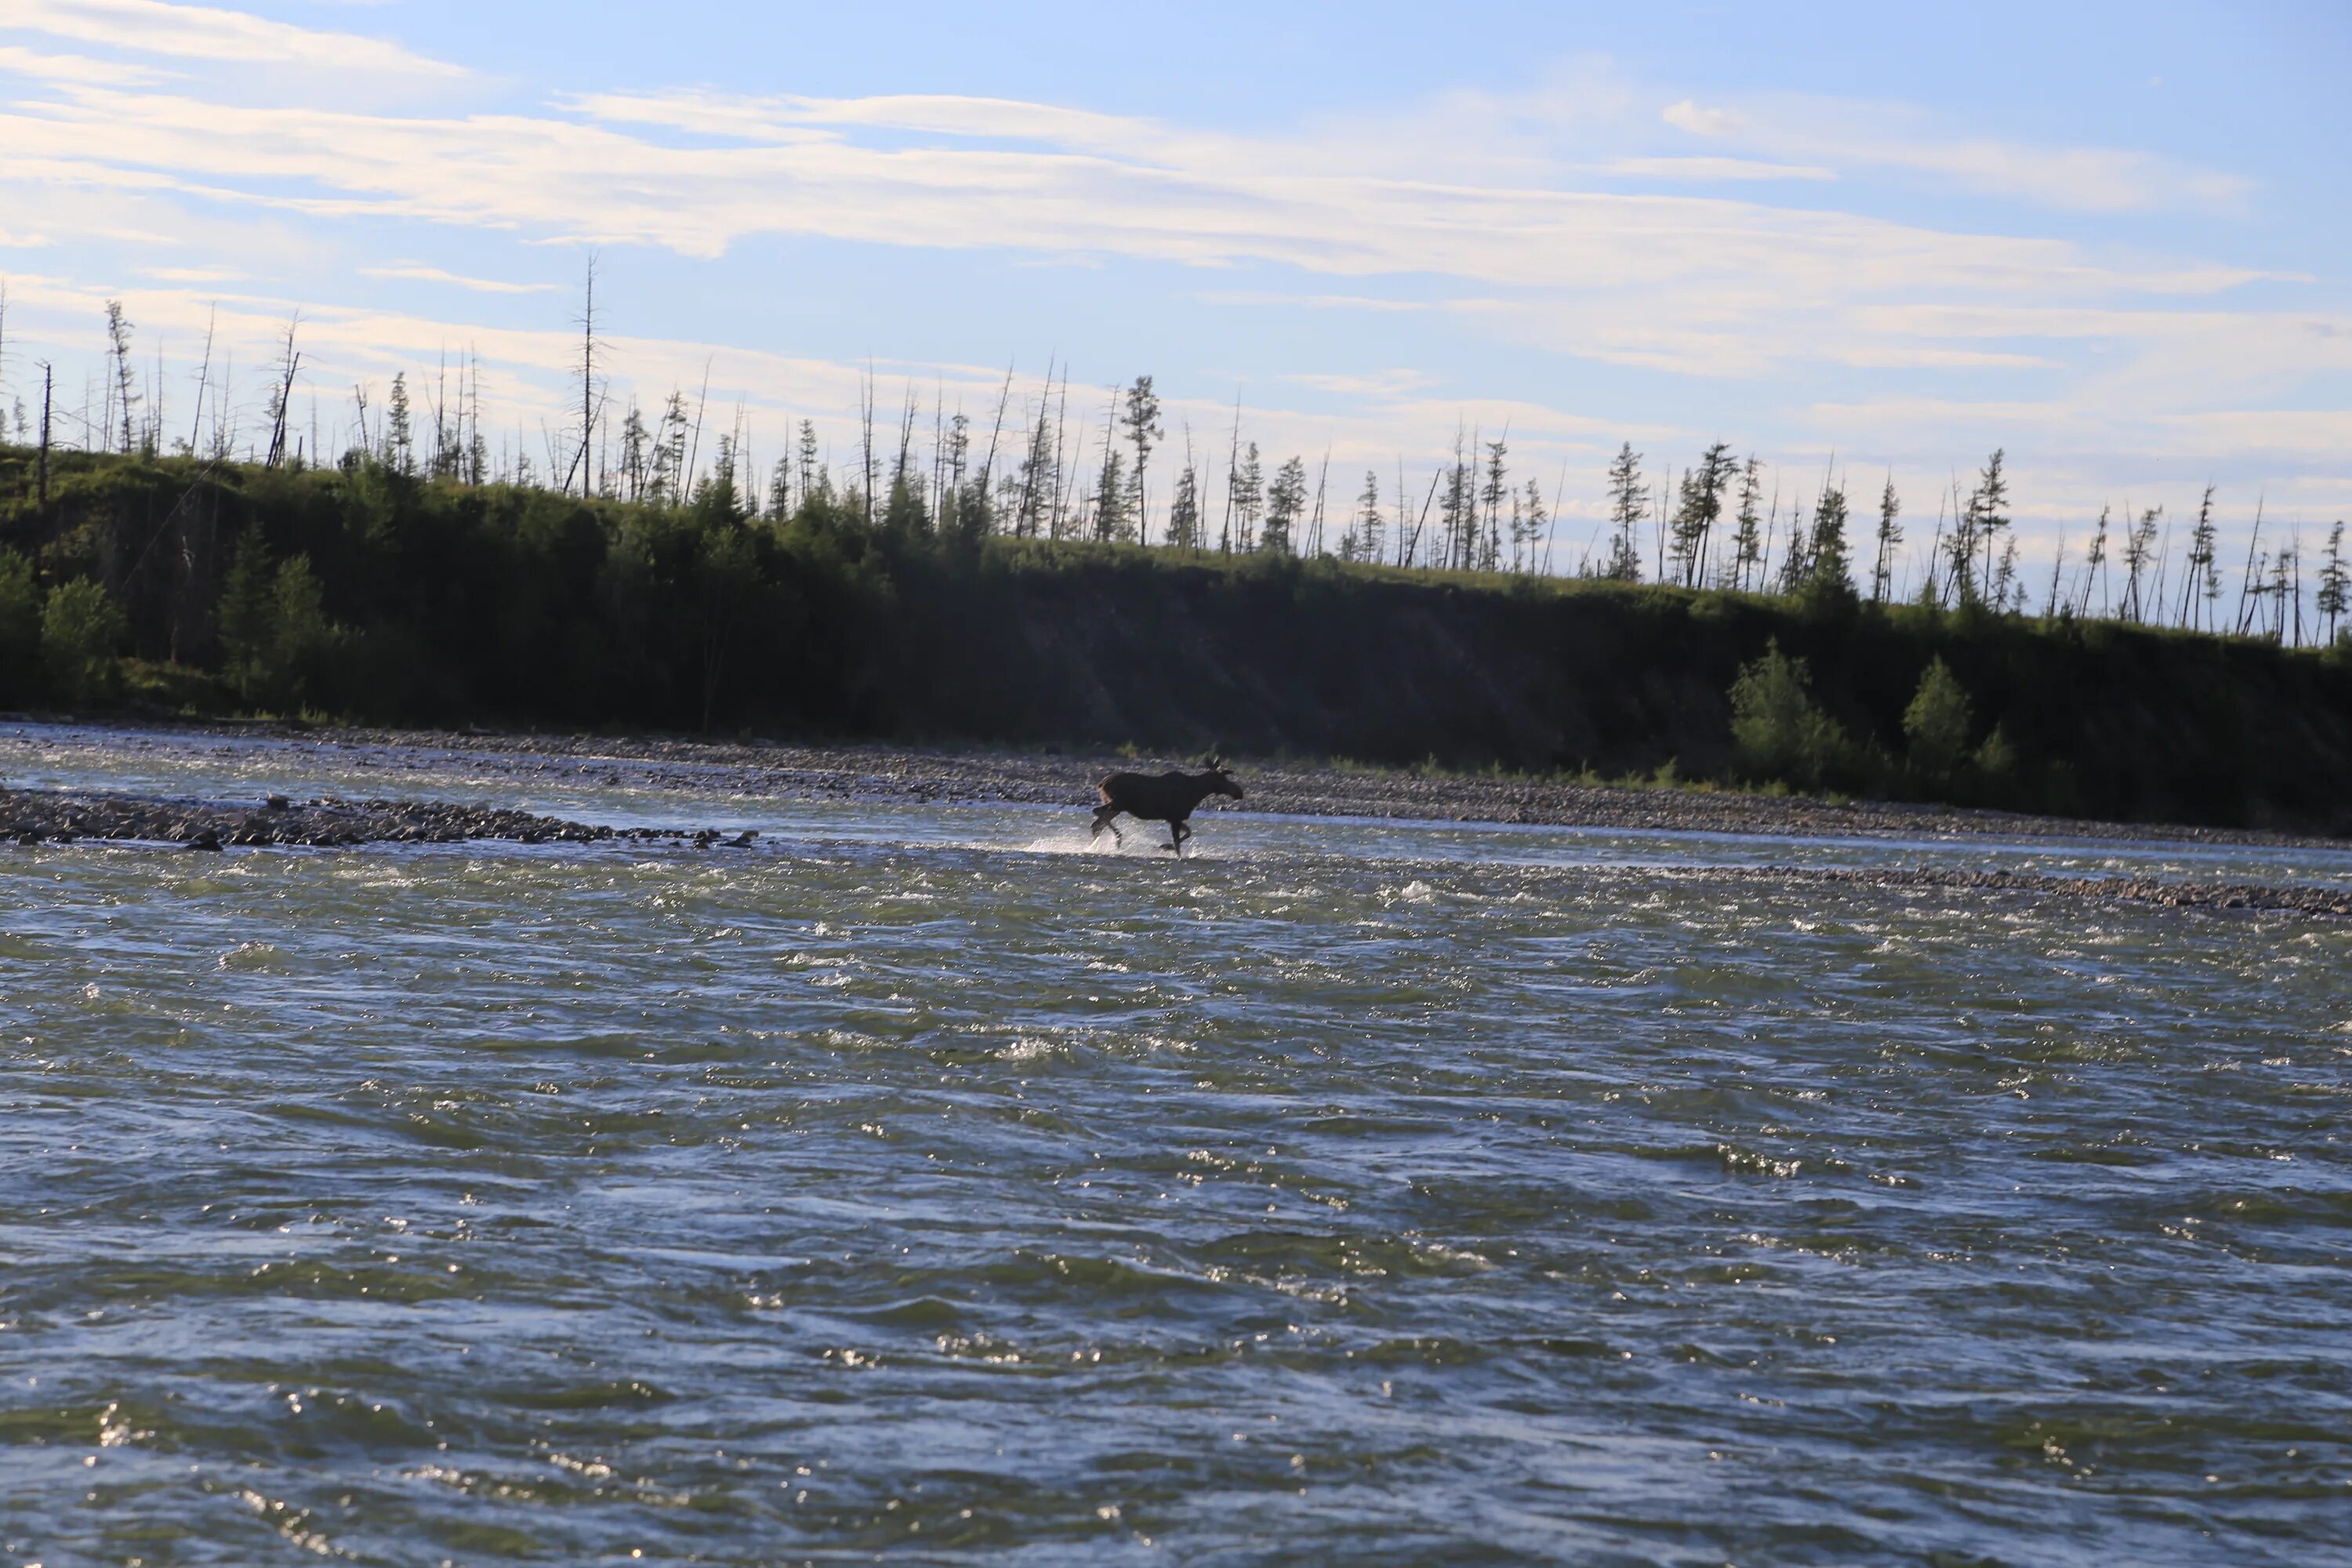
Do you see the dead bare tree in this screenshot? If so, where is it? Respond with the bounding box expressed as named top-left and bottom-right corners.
top-left (104, 299), bottom-right (138, 455)
top-left (264, 314), bottom-right (300, 468)
top-left (563, 254), bottom-right (603, 495)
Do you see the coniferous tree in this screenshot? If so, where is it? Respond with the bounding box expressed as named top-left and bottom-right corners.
top-left (1262, 456), bottom-right (1307, 555)
top-left (2319, 521), bottom-right (2348, 644)
top-left (1971, 449), bottom-right (2009, 601)
top-left (1993, 535), bottom-right (2020, 612)
top-left (1477, 437), bottom-right (1509, 574)
top-left (1801, 478), bottom-right (1853, 600)
top-left (1949, 449), bottom-right (2007, 605)
top-left (767, 454), bottom-right (793, 521)
top-left (2122, 505), bottom-right (2161, 622)
top-left (1437, 433), bottom-right (1472, 571)
top-left (1871, 474), bottom-right (1902, 601)
top-left (1515, 476), bottom-right (1547, 573)
top-left (1121, 376), bottom-right (1162, 542)
top-left (2078, 505), bottom-right (2111, 616)
top-left (797, 419), bottom-right (821, 503)
top-left (1667, 442), bottom-right (1734, 587)
top-left (1346, 470), bottom-right (1382, 563)
top-left (1231, 442), bottom-right (1262, 552)
top-left (1729, 457), bottom-right (1764, 590)
top-left (1092, 449), bottom-right (1129, 543)
top-left (386, 372), bottom-right (414, 476)
top-left (104, 300), bottom-right (137, 456)
top-left (2180, 484), bottom-right (2220, 630)
top-left (1166, 462), bottom-right (1202, 550)
top-left (1602, 441), bottom-right (1645, 582)
top-left (217, 532), bottom-right (277, 699)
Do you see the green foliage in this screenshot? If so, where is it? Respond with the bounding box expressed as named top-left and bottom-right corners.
top-left (6, 448), bottom-right (2352, 832)
top-left (1973, 723), bottom-right (2016, 780)
top-left (216, 533), bottom-right (278, 702)
top-left (40, 578), bottom-right (124, 706)
top-left (270, 555), bottom-right (339, 707)
top-left (1728, 639), bottom-right (1851, 790)
top-left (0, 550), bottom-right (42, 702)
top-left (1902, 657), bottom-right (1974, 782)
top-left (217, 537), bottom-right (341, 709)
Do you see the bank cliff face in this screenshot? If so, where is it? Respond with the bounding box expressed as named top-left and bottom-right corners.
top-left (894, 552), bottom-right (2352, 833)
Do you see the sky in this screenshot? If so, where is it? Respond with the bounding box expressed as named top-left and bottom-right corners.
top-left (2, 0), bottom-right (2348, 575)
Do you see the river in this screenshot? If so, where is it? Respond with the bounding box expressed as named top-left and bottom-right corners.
top-left (4, 724), bottom-right (2348, 1564)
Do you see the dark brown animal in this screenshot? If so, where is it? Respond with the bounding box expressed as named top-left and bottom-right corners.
top-left (1090, 757), bottom-right (1243, 855)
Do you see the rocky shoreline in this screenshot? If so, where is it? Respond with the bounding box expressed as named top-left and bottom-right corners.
top-left (0, 787), bottom-right (751, 852)
top-left (37, 716), bottom-right (2346, 851)
top-left (5, 781), bottom-right (2346, 921)
top-left (1708, 864), bottom-right (2352, 920)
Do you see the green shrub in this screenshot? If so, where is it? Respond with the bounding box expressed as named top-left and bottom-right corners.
top-left (1902, 657), bottom-right (1974, 783)
top-left (40, 578), bottom-right (125, 707)
top-left (0, 550), bottom-right (41, 702)
top-left (1728, 638), bottom-right (1850, 790)
top-left (1973, 724), bottom-right (2017, 780)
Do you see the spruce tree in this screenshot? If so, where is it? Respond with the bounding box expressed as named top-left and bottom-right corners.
top-left (1232, 443), bottom-right (1262, 551)
top-left (1350, 470), bottom-right (1382, 563)
top-left (1092, 450), bottom-right (1128, 543)
top-left (1515, 476), bottom-right (1547, 573)
top-left (1668, 442), bottom-right (1734, 587)
top-left (1803, 479), bottom-right (1853, 598)
top-left (1602, 441), bottom-right (1645, 582)
top-left (2319, 521), bottom-right (2347, 644)
top-left (1121, 376), bottom-right (1161, 539)
top-left (1730, 457), bottom-right (1763, 590)
top-left (2181, 485), bottom-right (2220, 630)
top-left (1871, 474), bottom-right (1902, 601)
top-left (1263, 456), bottom-right (1307, 555)
top-left (1167, 463), bottom-right (1202, 550)
top-left (217, 532), bottom-right (277, 699)
top-left (387, 372), bottom-right (414, 475)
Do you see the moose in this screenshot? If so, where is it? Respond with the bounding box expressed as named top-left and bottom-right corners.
top-left (1089, 757), bottom-right (1244, 856)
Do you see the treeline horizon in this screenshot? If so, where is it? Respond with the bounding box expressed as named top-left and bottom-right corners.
top-left (5, 438), bottom-right (2352, 835)
top-left (5, 289), bottom-right (2346, 651)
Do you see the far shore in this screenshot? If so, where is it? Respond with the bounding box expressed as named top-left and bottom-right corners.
top-left (4, 712), bottom-right (2346, 852)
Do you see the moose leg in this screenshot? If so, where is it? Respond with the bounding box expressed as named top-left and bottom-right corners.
top-left (1168, 819), bottom-right (1192, 857)
top-left (1091, 806), bottom-right (1123, 844)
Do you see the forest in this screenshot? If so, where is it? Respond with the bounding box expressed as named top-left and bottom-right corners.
top-left (2, 296), bottom-right (2350, 834)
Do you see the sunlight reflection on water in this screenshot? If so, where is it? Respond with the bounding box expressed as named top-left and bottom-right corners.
top-left (2, 724), bottom-right (2350, 1564)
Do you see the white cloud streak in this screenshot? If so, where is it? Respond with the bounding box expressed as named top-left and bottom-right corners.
top-left (6, 0), bottom-right (463, 77)
top-left (0, 6), bottom-right (2339, 530)
top-left (1662, 95), bottom-right (2252, 215)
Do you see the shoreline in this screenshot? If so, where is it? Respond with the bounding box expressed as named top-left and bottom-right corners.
top-left (5, 779), bottom-right (2345, 920)
top-left (8, 713), bottom-right (2343, 853)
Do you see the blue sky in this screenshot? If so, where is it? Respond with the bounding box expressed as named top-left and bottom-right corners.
top-left (2, 0), bottom-right (2347, 574)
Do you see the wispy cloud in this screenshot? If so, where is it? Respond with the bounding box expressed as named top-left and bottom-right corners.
top-left (1597, 155), bottom-right (1834, 183)
top-left (361, 263), bottom-right (565, 295)
top-left (0, 4), bottom-right (2337, 528)
top-left (9, 0), bottom-right (464, 78)
top-left (1662, 95), bottom-right (2252, 215)
top-left (0, 43), bottom-right (177, 87)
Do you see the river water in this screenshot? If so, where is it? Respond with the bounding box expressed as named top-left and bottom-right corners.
top-left (4, 725), bottom-right (2349, 1565)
